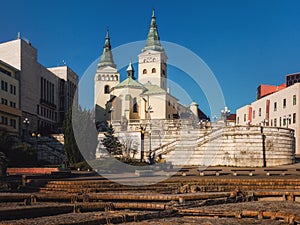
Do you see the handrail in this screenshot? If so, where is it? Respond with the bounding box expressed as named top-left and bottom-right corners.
top-left (151, 140), bottom-right (177, 156)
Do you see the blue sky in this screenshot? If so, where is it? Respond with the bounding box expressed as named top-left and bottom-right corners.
top-left (2, 0), bottom-right (300, 117)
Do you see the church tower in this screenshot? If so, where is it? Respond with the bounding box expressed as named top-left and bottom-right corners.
top-left (94, 29), bottom-right (120, 122)
top-left (138, 9), bottom-right (167, 90)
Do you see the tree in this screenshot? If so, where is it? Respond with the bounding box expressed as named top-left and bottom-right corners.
top-left (63, 107), bottom-right (98, 164)
top-left (0, 128), bottom-right (12, 155)
top-left (120, 134), bottom-right (138, 161)
top-left (101, 124), bottom-right (122, 155)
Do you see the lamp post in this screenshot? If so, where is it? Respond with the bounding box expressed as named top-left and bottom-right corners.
top-left (199, 119), bottom-right (207, 129)
top-left (147, 105), bottom-right (153, 163)
top-left (140, 125), bottom-right (146, 162)
top-left (213, 115), bottom-right (218, 122)
top-left (109, 107), bottom-right (113, 126)
top-left (23, 118), bottom-right (30, 138)
top-left (221, 107), bottom-right (230, 126)
top-left (31, 132), bottom-right (41, 162)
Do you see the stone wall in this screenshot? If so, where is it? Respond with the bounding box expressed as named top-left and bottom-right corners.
top-left (97, 121), bottom-right (295, 167)
top-left (165, 125), bottom-right (295, 167)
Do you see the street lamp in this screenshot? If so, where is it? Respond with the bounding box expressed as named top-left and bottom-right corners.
top-left (221, 107), bottom-right (230, 126)
top-left (199, 119), bottom-right (207, 129)
top-left (32, 132), bottom-right (41, 160)
top-left (139, 125), bottom-right (146, 162)
top-left (109, 107), bottom-right (113, 126)
top-left (23, 118), bottom-right (30, 138)
top-left (213, 115), bottom-right (218, 122)
top-left (146, 105), bottom-right (153, 163)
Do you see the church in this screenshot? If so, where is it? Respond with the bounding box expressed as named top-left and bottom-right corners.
top-left (94, 10), bottom-right (208, 130)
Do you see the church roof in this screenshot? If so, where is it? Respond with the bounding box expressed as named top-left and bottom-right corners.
top-left (114, 76), bottom-right (144, 89)
top-left (142, 9), bottom-right (164, 53)
top-left (97, 29), bottom-right (117, 69)
top-left (141, 82), bottom-right (166, 95)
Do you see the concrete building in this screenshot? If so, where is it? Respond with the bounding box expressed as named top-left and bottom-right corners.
top-left (0, 60), bottom-right (21, 135)
top-left (0, 37), bottom-right (78, 135)
top-left (94, 10), bottom-right (208, 126)
top-left (236, 75), bottom-right (300, 155)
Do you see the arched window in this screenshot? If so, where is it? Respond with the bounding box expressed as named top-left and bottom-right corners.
top-left (143, 69), bottom-right (147, 74)
top-left (115, 75), bottom-right (118, 81)
top-left (152, 68), bottom-right (156, 73)
top-left (106, 75), bottom-right (109, 81)
top-left (110, 75), bottom-right (114, 81)
top-left (101, 75), bottom-right (105, 81)
top-left (104, 85), bottom-right (110, 94)
top-left (133, 97), bottom-right (138, 113)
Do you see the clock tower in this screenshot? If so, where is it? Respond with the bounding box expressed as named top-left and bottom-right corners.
top-left (138, 9), bottom-right (167, 90)
top-left (94, 29), bottom-right (120, 122)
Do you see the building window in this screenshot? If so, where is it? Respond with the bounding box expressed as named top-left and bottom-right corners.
top-left (237, 117), bottom-right (239, 124)
top-left (0, 67), bottom-right (12, 76)
top-left (274, 118), bottom-right (277, 127)
top-left (10, 101), bottom-right (16, 108)
top-left (271, 119), bottom-right (273, 126)
top-left (133, 97), bottom-right (138, 113)
top-left (10, 85), bottom-right (16, 95)
top-left (258, 108), bottom-right (261, 117)
top-left (243, 114), bottom-right (246, 122)
top-left (283, 118), bottom-right (286, 126)
top-left (293, 113), bottom-right (296, 124)
top-left (274, 102), bottom-right (277, 111)
top-left (104, 85), bottom-right (110, 94)
top-left (1, 116), bottom-right (8, 125)
top-left (279, 117), bottom-right (282, 126)
top-left (162, 70), bottom-right (165, 76)
top-left (1, 98), bottom-right (8, 105)
top-left (1, 81), bottom-right (8, 91)
top-left (152, 68), bottom-right (156, 73)
top-left (115, 75), bottom-right (118, 81)
top-left (143, 69), bottom-right (147, 74)
top-left (10, 119), bottom-right (16, 129)
top-left (253, 110), bottom-right (255, 119)
top-left (293, 95), bottom-right (296, 105)
top-left (168, 100), bottom-right (170, 106)
top-left (283, 98), bottom-right (286, 108)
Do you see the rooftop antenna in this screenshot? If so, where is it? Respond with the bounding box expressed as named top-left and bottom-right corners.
top-left (17, 32), bottom-right (21, 39)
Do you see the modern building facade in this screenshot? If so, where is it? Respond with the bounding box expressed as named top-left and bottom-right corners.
top-left (0, 60), bottom-right (21, 135)
top-left (236, 75), bottom-right (300, 155)
top-left (0, 37), bottom-right (78, 135)
top-left (94, 10), bottom-right (208, 126)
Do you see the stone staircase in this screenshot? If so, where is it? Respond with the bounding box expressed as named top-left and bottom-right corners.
top-left (26, 136), bottom-right (66, 164)
top-left (162, 125), bottom-right (226, 166)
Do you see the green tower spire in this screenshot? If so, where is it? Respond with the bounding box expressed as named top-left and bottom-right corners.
top-left (142, 9), bottom-right (164, 52)
top-left (126, 60), bottom-right (135, 78)
top-left (98, 28), bottom-right (116, 69)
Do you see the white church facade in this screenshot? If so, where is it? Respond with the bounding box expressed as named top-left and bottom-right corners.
top-left (94, 10), bottom-right (208, 128)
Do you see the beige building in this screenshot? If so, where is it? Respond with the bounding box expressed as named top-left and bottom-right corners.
top-left (95, 10), bottom-right (208, 125)
top-left (0, 37), bottom-right (78, 135)
top-left (236, 81), bottom-right (300, 155)
top-left (0, 60), bottom-right (21, 135)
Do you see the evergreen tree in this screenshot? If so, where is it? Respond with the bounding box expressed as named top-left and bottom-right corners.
top-left (101, 124), bottom-right (122, 155)
top-left (63, 110), bottom-right (83, 164)
top-left (63, 107), bottom-right (98, 163)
